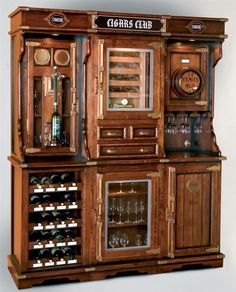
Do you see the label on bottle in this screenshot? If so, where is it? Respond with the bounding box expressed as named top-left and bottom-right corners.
top-left (34, 207), bottom-right (44, 212)
top-left (33, 262), bottom-right (43, 268)
top-left (68, 186), bottom-right (78, 191)
top-left (34, 226), bottom-right (43, 231)
top-left (34, 188), bottom-right (44, 193)
top-left (57, 242), bottom-right (66, 247)
top-left (45, 206), bottom-right (55, 211)
top-left (57, 205), bottom-right (66, 210)
top-left (57, 187), bottom-right (67, 192)
top-left (57, 223), bottom-right (67, 229)
top-left (68, 241), bottom-right (77, 246)
top-left (68, 204), bottom-right (78, 209)
top-left (46, 187), bottom-right (56, 192)
top-left (68, 222), bottom-right (78, 227)
top-left (45, 225), bottom-right (55, 230)
top-left (51, 115), bottom-right (61, 141)
top-left (45, 243), bottom-right (55, 248)
top-left (45, 261), bottom-right (55, 267)
top-left (56, 260), bottom-right (66, 266)
top-left (33, 244), bottom-right (44, 249)
top-left (67, 259), bottom-right (77, 265)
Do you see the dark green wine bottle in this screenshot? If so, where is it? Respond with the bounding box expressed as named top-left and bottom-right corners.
top-left (51, 66), bottom-right (61, 144)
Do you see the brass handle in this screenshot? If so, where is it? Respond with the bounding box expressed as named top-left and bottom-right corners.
top-left (106, 132), bottom-right (117, 137)
top-left (139, 148), bottom-right (145, 153)
top-left (139, 131), bottom-right (149, 136)
top-left (106, 149), bottom-right (116, 154)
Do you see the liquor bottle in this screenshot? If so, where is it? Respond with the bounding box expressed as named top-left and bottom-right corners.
top-left (51, 66), bottom-right (62, 145)
top-left (30, 195), bottom-right (42, 205)
top-left (30, 176), bottom-right (40, 185)
top-left (51, 247), bottom-right (64, 259)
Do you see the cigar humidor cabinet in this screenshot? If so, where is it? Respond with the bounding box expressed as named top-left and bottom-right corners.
top-left (8, 7), bottom-right (227, 289)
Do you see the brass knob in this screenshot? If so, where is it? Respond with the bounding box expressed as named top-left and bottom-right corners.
top-left (106, 149), bottom-right (116, 154)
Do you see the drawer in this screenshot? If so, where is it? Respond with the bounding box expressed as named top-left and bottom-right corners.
top-left (99, 128), bottom-right (125, 139)
top-left (133, 127), bottom-right (157, 138)
top-left (100, 145), bottom-right (157, 156)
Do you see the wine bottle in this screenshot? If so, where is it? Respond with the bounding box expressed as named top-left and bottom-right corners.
top-left (36, 248), bottom-right (52, 260)
top-left (41, 230), bottom-right (52, 241)
top-left (41, 176), bottom-right (52, 185)
top-left (51, 247), bottom-right (64, 259)
top-left (40, 212), bottom-right (53, 223)
top-left (30, 230), bottom-right (42, 241)
top-left (42, 194), bottom-right (51, 204)
top-left (30, 195), bottom-right (42, 205)
top-left (51, 230), bottom-right (64, 242)
top-left (30, 176), bottom-right (40, 185)
top-left (64, 229), bottom-right (75, 241)
top-left (51, 66), bottom-right (62, 145)
top-left (51, 211), bottom-right (64, 222)
top-left (60, 173), bottom-right (72, 184)
top-left (50, 173), bottom-right (61, 184)
top-left (63, 193), bottom-right (74, 202)
top-left (63, 247), bottom-right (75, 259)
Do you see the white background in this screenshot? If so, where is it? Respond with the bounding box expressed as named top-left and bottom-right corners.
top-left (0, 0), bottom-right (236, 291)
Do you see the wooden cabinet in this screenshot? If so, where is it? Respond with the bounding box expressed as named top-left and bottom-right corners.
top-left (7, 7), bottom-right (227, 289)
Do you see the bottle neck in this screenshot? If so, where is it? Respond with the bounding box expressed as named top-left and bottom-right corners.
top-left (53, 102), bottom-right (58, 113)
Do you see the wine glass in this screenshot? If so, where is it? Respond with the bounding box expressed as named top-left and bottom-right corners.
top-left (108, 198), bottom-right (116, 224)
top-left (165, 117), bottom-right (172, 134)
top-left (128, 182), bottom-right (136, 194)
top-left (139, 201), bottom-right (145, 223)
top-left (120, 233), bottom-right (129, 247)
top-left (194, 117), bottom-right (203, 134)
top-left (116, 198), bottom-right (124, 224)
top-left (109, 234), bottom-right (117, 248)
top-left (144, 233), bottom-right (148, 245)
top-left (135, 234), bottom-right (142, 246)
top-left (133, 201), bottom-right (139, 223)
top-left (125, 201), bottom-right (131, 223)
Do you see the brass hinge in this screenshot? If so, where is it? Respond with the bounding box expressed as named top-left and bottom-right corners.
top-left (205, 246), bottom-right (219, 253)
top-left (25, 148), bottom-right (41, 154)
top-left (158, 260), bottom-right (168, 265)
top-left (207, 164), bottom-right (221, 172)
top-left (195, 48), bottom-right (209, 53)
top-left (195, 101), bottom-right (208, 106)
top-left (219, 34), bottom-right (228, 39)
top-left (85, 267), bottom-right (96, 272)
top-left (25, 41), bottom-right (41, 47)
top-left (166, 211), bottom-right (175, 223)
top-left (19, 25), bottom-right (30, 30)
top-left (147, 171), bottom-right (161, 178)
top-left (149, 42), bottom-right (163, 48)
top-left (98, 114), bottom-right (104, 120)
top-left (148, 112), bottom-right (162, 119)
top-left (161, 32), bottom-right (172, 37)
top-left (146, 247), bottom-right (161, 255)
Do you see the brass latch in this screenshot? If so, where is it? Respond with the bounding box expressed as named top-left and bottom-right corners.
top-left (205, 246), bottom-right (219, 253)
top-left (148, 112), bottom-right (162, 119)
top-left (207, 164), bottom-right (221, 172)
top-left (166, 211), bottom-right (175, 223)
top-left (25, 148), bottom-right (41, 154)
top-left (195, 101), bottom-right (208, 106)
top-left (85, 267), bottom-right (96, 272)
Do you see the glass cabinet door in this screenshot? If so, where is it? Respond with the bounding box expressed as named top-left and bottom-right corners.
top-left (105, 180), bottom-right (151, 250)
top-left (107, 49), bottom-right (153, 111)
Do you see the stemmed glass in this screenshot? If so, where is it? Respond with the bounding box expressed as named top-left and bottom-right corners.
top-left (109, 234), bottom-right (117, 248)
top-left (120, 233), bottom-right (129, 247)
top-left (125, 201), bottom-right (131, 223)
top-left (135, 234), bottom-right (142, 246)
top-left (133, 201), bottom-right (139, 223)
top-left (108, 198), bottom-right (116, 224)
top-left (139, 201), bottom-right (145, 223)
top-left (128, 182), bottom-right (136, 193)
top-left (116, 198), bottom-right (124, 224)
top-left (194, 117), bottom-right (203, 134)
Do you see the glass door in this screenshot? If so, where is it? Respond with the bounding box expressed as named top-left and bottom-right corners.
top-left (96, 171), bottom-right (161, 262)
top-left (105, 180), bottom-right (151, 250)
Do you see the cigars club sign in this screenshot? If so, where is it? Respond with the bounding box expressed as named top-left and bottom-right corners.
top-left (93, 15), bottom-right (165, 32)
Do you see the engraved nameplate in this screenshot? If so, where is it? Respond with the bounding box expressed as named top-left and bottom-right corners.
top-left (46, 187), bottom-right (55, 192)
top-left (68, 241), bottom-right (77, 246)
top-left (33, 244), bottom-right (43, 249)
top-left (34, 207), bottom-right (44, 212)
top-left (34, 188), bottom-right (44, 193)
top-left (33, 262), bottom-right (43, 268)
top-left (57, 242), bottom-right (66, 247)
top-left (68, 222), bottom-right (77, 227)
top-left (45, 243), bottom-right (55, 248)
top-left (68, 259), bottom-right (77, 264)
top-left (68, 204), bottom-right (78, 209)
top-left (45, 225), bottom-right (55, 230)
top-left (45, 206), bottom-right (55, 211)
top-left (57, 223), bottom-right (66, 229)
top-left (57, 205), bottom-right (66, 210)
top-left (57, 187), bottom-right (66, 192)
top-left (45, 261), bottom-right (55, 267)
top-left (56, 260), bottom-right (66, 266)
top-left (68, 186), bottom-right (78, 191)
top-left (34, 225), bottom-right (43, 231)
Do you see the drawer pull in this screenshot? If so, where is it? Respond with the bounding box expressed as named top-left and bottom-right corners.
top-left (106, 149), bottom-right (116, 154)
top-left (106, 132), bottom-right (116, 136)
top-left (139, 131), bottom-right (148, 136)
top-left (139, 148), bottom-right (145, 153)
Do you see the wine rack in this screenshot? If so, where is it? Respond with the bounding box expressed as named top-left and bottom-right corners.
top-left (28, 171), bottom-right (82, 269)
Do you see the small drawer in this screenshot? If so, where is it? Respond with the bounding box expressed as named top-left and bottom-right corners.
top-left (133, 127), bottom-right (157, 138)
top-left (100, 145), bottom-right (156, 156)
top-left (99, 128), bottom-right (125, 139)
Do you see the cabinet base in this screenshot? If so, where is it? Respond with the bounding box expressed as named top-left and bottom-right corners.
top-left (8, 253), bottom-right (224, 289)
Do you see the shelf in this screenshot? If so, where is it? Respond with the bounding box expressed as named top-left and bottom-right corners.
top-left (108, 222), bottom-right (147, 228)
top-left (29, 219), bottom-right (81, 232)
top-left (29, 237), bottom-right (81, 250)
top-left (108, 191), bottom-right (147, 197)
top-left (29, 201), bottom-right (82, 213)
top-left (30, 255), bottom-right (82, 269)
top-left (29, 182), bottom-right (82, 194)
top-left (109, 92), bottom-right (140, 98)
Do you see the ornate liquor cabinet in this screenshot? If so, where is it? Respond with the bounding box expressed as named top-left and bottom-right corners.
top-left (8, 7), bottom-right (227, 289)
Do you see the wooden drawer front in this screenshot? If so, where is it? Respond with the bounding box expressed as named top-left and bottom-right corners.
top-left (133, 127), bottom-right (157, 138)
top-left (100, 145), bottom-right (156, 156)
top-left (99, 128), bottom-right (125, 139)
